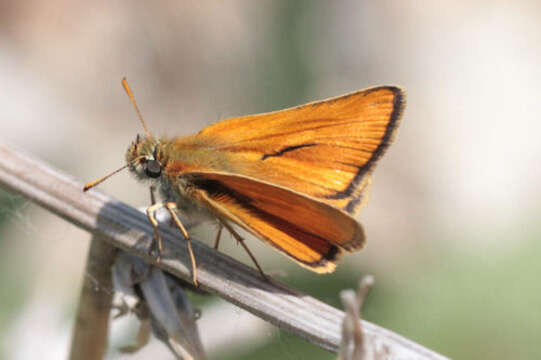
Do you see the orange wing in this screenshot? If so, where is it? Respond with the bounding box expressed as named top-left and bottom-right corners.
top-left (190, 172), bottom-right (365, 272)
top-left (169, 86), bottom-right (405, 216)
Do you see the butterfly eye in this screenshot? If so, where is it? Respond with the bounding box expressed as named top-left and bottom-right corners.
top-left (145, 159), bottom-right (161, 178)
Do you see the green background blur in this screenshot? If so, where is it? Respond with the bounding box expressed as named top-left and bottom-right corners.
top-left (1, 1), bottom-right (540, 359)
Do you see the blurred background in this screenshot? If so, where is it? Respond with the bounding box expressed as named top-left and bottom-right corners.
top-left (1, 1), bottom-right (540, 359)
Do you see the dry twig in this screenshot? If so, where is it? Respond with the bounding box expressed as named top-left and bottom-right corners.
top-left (0, 142), bottom-right (449, 359)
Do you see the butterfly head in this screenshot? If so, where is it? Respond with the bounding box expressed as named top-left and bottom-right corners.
top-left (126, 134), bottom-right (163, 181)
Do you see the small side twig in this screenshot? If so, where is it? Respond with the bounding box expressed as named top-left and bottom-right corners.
top-left (0, 142), bottom-right (449, 359)
top-left (68, 235), bottom-right (116, 360)
top-left (339, 275), bottom-right (375, 360)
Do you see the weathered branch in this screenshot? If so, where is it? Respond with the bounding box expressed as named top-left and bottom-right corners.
top-left (0, 142), bottom-right (448, 359)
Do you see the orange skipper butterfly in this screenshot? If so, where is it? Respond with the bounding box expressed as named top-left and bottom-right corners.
top-left (85, 79), bottom-right (405, 285)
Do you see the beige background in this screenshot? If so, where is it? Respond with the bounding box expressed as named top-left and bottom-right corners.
top-left (0, 1), bottom-right (540, 359)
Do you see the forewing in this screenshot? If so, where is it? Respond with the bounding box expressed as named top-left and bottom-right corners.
top-left (192, 86), bottom-right (405, 215)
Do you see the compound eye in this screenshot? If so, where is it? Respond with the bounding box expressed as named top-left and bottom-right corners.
top-left (145, 159), bottom-right (161, 178)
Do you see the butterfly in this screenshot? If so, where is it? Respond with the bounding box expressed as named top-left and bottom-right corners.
top-left (85, 79), bottom-right (405, 285)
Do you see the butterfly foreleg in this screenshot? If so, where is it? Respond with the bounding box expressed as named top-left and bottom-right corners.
top-left (164, 202), bottom-right (198, 286)
top-left (147, 186), bottom-right (199, 285)
top-left (146, 202), bottom-right (166, 262)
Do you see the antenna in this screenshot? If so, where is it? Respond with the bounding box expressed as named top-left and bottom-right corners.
top-left (83, 156), bottom-right (145, 191)
top-left (122, 77), bottom-right (151, 137)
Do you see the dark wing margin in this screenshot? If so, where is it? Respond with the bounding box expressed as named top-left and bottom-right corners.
top-left (326, 86), bottom-right (405, 214)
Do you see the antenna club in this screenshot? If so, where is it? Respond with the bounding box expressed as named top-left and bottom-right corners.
top-left (122, 77), bottom-right (152, 138)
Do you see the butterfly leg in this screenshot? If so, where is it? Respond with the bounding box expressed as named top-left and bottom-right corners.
top-left (146, 185), bottom-right (166, 262)
top-left (218, 219), bottom-right (269, 282)
top-left (164, 202), bottom-right (198, 286)
top-left (146, 202), bottom-right (165, 262)
top-left (213, 224), bottom-right (223, 250)
top-left (195, 190), bottom-right (269, 281)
